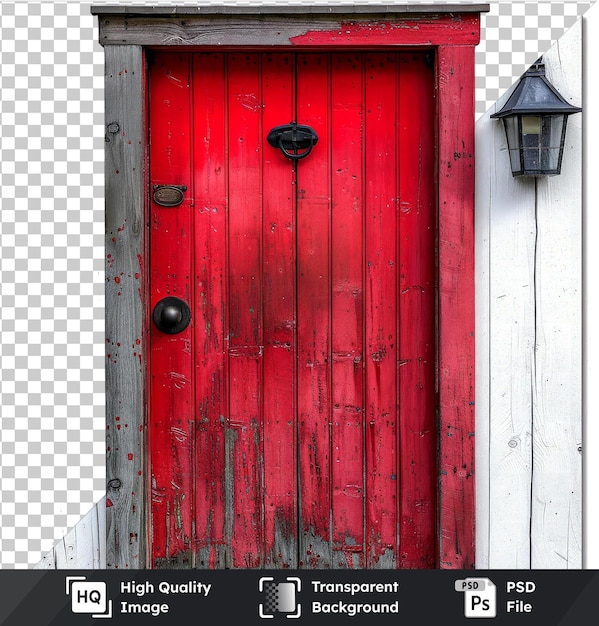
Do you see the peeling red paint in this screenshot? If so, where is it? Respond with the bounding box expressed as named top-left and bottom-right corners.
top-left (288, 16), bottom-right (480, 47)
top-left (137, 254), bottom-right (145, 303)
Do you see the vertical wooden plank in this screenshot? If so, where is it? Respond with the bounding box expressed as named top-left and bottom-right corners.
top-left (193, 52), bottom-right (228, 569)
top-left (72, 500), bottom-right (105, 569)
top-left (437, 44), bottom-right (476, 569)
top-left (487, 101), bottom-right (535, 569)
top-left (531, 22), bottom-right (582, 568)
top-left (474, 101), bottom-right (492, 570)
top-left (583, 3), bottom-right (599, 569)
top-left (296, 52), bottom-right (332, 568)
top-left (397, 52), bottom-right (437, 568)
top-left (148, 52), bottom-right (194, 568)
top-left (363, 53), bottom-right (399, 569)
top-left (226, 52), bottom-right (263, 567)
top-left (330, 52), bottom-right (365, 569)
top-left (261, 52), bottom-right (298, 568)
top-left (97, 494), bottom-right (107, 569)
top-left (104, 45), bottom-right (146, 569)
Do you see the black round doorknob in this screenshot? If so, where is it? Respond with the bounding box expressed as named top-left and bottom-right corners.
top-left (153, 296), bottom-right (191, 334)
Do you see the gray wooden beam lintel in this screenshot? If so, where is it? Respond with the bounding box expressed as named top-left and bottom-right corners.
top-left (91, 4), bottom-right (490, 16)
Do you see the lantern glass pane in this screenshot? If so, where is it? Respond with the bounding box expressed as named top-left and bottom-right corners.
top-left (522, 116), bottom-right (541, 173)
top-left (541, 114), bottom-right (565, 172)
top-left (503, 117), bottom-right (521, 174)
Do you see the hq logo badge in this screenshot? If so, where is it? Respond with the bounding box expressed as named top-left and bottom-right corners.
top-left (455, 578), bottom-right (497, 618)
top-left (66, 576), bottom-right (113, 619)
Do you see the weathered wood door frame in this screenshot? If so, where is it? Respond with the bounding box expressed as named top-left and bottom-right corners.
top-left (93, 4), bottom-right (488, 569)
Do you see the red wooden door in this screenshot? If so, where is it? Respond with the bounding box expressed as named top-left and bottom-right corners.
top-left (148, 50), bottom-right (436, 569)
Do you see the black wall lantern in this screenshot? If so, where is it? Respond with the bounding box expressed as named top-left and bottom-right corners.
top-left (491, 58), bottom-right (581, 177)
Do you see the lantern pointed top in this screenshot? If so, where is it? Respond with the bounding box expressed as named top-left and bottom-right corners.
top-left (491, 58), bottom-right (582, 118)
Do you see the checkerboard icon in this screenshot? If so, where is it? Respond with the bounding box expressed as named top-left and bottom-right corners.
top-left (259, 577), bottom-right (301, 619)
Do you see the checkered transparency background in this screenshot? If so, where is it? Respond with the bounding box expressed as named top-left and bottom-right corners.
top-left (0, 0), bottom-right (593, 568)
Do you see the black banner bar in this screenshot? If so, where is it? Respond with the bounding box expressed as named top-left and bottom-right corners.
top-left (0, 570), bottom-right (597, 625)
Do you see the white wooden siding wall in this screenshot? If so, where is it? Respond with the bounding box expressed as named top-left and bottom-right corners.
top-left (475, 19), bottom-right (582, 569)
top-left (34, 497), bottom-right (106, 569)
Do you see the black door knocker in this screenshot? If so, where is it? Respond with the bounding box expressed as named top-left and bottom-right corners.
top-left (267, 121), bottom-right (318, 161)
